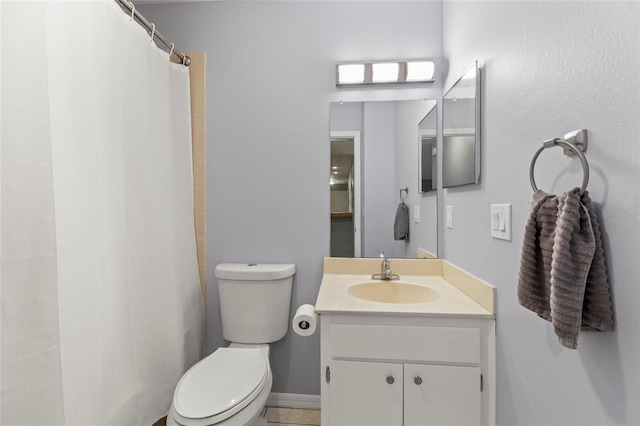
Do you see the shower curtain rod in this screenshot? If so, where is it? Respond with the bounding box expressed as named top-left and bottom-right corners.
top-left (115, 0), bottom-right (191, 67)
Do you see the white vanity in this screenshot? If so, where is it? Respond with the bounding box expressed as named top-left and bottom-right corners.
top-left (315, 257), bottom-right (496, 426)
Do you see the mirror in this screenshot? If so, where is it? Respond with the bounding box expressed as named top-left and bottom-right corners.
top-left (330, 99), bottom-right (438, 259)
top-left (442, 61), bottom-right (480, 188)
top-left (419, 103), bottom-right (437, 193)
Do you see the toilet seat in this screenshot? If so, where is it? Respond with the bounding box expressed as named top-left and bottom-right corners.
top-left (173, 348), bottom-right (268, 424)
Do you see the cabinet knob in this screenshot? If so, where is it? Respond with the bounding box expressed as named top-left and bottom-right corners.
top-left (386, 375), bottom-right (395, 384)
top-left (414, 376), bottom-right (423, 385)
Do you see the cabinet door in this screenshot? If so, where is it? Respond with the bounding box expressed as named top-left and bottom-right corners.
top-left (404, 364), bottom-right (481, 426)
top-left (328, 360), bottom-right (403, 426)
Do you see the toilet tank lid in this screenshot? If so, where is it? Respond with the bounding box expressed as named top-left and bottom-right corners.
top-left (215, 263), bottom-right (296, 280)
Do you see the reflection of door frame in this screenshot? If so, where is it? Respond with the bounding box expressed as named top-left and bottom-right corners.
top-left (331, 131), bottom-right (361, 257)
top-left (419, 129), bottom-right (437, 193)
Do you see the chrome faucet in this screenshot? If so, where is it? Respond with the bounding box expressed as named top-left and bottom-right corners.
top-left (371, 251), bottom-right (400, 281)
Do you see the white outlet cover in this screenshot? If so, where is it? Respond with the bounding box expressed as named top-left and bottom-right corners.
top-left (414, 205), bottom-right (420, 223)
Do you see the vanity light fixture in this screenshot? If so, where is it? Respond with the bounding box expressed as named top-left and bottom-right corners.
top-left (336, 60), bottom-right (435, 86)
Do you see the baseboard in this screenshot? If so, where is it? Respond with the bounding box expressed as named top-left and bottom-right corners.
top-left (266, 392), bottom-right (321, 410)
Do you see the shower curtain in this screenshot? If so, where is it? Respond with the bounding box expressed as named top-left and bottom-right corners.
top-left (0, 2), bottom-right (205, 425)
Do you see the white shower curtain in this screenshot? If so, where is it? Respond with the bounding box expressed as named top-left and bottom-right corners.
top-left (0, 2), bottom-right (205, 425)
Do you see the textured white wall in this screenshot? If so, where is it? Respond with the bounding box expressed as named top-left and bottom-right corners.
top-left (442, 2), bottom-right (640, 425)
top-left (139, 1), bottom-right (444, 395)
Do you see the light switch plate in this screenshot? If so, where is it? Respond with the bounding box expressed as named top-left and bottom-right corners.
top-left (414, 205), bottom-right (420, 223)
top-left (491, 204), bottom-right (512, 241)
top-left (446, 205), bottom-right (453, 229)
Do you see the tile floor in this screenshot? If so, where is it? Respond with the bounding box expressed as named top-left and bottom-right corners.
top-left (154, 407), bottom-right (321, 426)
top-left (263, 407), bottom-right (321, 426)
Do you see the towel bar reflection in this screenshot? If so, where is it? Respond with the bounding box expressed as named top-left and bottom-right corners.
top-left (529, 131), bottom-right (590, 195)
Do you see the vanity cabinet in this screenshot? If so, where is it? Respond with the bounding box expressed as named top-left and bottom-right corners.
top-left (328, 360), bottom-right (480, 426)
top-left (320, 315), bottom-right (495, 426)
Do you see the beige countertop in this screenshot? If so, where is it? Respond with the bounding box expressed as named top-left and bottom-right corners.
top-left (315, 258), bottom-right (495, 318)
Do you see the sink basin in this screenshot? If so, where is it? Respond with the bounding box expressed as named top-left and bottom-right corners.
top-left (347, 282), bottom-right (440, 304)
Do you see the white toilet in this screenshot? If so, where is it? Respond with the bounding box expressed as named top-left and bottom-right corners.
top-left (167, 263), bottom-right (296, 426)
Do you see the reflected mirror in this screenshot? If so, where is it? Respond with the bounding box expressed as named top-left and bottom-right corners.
top-left (419, 103), bottom-right (437, 193)
top-left (330, 99), bottom-right (438, 259)
top-left (442, 61), bottom-right (480, 188)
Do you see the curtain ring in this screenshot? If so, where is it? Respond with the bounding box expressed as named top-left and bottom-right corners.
top-left (169, 43), bottom-right (175, 59)
top-left (150, 23), bottom-right (155, 42)
top-left (127, 0), bottom-right (135, 20)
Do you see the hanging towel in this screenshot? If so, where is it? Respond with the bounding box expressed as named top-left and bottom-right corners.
top-left (563, 191), bottom-right (614, 334)
top-left (517, 190), bottom-right (557, 318)
top-left (394, 202), bottom-right (409, 241)
top-left (517, 188), bottom-right (613, 349)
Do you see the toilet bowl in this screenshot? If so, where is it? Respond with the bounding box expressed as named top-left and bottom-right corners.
top-left (167, 344), bottom-right (272, 426)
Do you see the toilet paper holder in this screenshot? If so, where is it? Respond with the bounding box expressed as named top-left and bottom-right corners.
top-left (298, 320), bottom-right (310, 330)
top-left (292, 304), bottom-right (317, 336)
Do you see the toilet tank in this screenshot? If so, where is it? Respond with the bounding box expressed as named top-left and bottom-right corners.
top-left (215, 263), bottom-right (295, 344)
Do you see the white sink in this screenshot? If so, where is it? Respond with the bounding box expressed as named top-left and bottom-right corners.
top-left (347, 281), bottom-right (440, 304)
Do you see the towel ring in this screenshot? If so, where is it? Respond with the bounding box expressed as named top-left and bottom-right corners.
top-left (399, 187), bottom-right (408, 202)
top-left (529, 138), bottom-right (590, 195)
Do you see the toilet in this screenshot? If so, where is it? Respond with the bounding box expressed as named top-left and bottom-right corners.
top-left (167, 263), bottom-right (296, 426)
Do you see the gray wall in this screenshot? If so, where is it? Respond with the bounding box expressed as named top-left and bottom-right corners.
top-left (139, 1), bottom-right (444, 395)
top-left (363, 101), bottom-right (396, 257)
top-left (442, 2), bottom-right (640, 425)
top-left (329, 102), bottom-right (363, 133)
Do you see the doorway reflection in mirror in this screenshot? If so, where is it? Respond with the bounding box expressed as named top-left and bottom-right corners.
top-left (330, 132), bottom-right (361, 257)
top-left (419, 103), bottom-right (437, 193)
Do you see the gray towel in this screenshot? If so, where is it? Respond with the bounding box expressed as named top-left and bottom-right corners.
top-left (394, 202), bottom-right (409, 241)
top-left (518, 188), bottom-right (613, 349)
